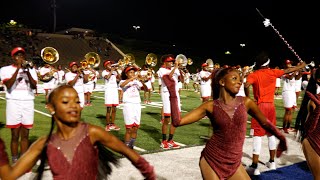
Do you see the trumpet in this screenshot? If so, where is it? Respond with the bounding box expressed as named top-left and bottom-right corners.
top-left (22, 60), bottom-right (34, 69)
top-left (112, 53), bottom-right (136, 67)
top-left (111, 59), bottom-right (125, 67)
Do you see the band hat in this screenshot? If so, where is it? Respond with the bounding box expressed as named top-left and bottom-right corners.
top-left (261, 59), bottom-right (270, 67)
top-left (103, 60), bottom-right (112, 67)
top-left (69, 61), bottom-right (78, 68)
top-left (202, 63), bottom-right (208, 67)
top-left (163, 56), bottom-right (175, 62)
top-left (124, 66), bottom-right (138, 73)
top-left (285, 59), bottom-right (291, 64)
top-left (11, 47), bottom-right (25, 57)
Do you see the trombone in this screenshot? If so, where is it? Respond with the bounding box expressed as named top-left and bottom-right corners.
top-left (111, 53), bottom-right (136, 68)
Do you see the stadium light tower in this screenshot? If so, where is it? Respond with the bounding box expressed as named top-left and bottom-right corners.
top-left (133, 25), bottom-right (140, 31)
top-left (51, 0), bottom-right (57, 33)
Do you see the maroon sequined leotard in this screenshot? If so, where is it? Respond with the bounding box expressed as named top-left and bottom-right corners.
top-left (201, 96), bottom-right (247, 179)
top-left (47, 123), bottom-right (99, 180)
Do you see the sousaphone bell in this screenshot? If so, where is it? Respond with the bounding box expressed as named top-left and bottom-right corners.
top-left (205, 58), bottom-right (214, 69)
top-left (41, 47), bottom-right (59, 64)
top-left (84, 52), bottom-right (101, 69)
top-left (175, 54), bottom-right (188, 67)
top-left (146, 53), bottom-right (157, 67)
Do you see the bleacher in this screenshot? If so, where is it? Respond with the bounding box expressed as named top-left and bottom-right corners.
top-left (0, 27), bottom-right (123, 70)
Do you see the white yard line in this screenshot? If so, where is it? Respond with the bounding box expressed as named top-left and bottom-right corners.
top-left (93, 96), bottom-right (187, 112)
top-left (133, 146), bottom-right (146, 152)
top-left (173, 141), bottom-right (187, 147)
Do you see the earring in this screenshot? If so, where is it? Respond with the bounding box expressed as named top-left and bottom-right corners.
top-left (51, 111), bottom-right (55, 115)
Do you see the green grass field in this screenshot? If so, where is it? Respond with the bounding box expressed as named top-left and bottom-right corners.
top-left (0, 79), bottom-right (304, 158)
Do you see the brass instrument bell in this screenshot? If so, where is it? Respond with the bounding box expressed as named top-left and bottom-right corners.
top-left (123, 53), bottom-right (135, 65)
top-left (80, 60), bottom-right (88, 68)
top-left (146, 53), bottom-right (158, 67)
top-left (41, 47), bottom-right (59, 64)
top-left (205, 59), bottom-right (214, 69)
top-left (84, 52), bottom-right (101, 68)
top-left (175, 54), bottom-right (188, 67)
top-left (187, 58), bottom-right (193, 65)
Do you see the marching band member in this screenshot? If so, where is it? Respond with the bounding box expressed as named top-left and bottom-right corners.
top-left (39, 63), bottom-right (56, 106)
top-left (150, 67), bottom-right (156, 92)
top-left (236, 65), bottom-right (250, 97)
top-left (65, 61), bottom-right (88, 108)
top-left (281, 59), bottom-right (298, 133)
top-left (102, 60), bottom-right (121, 131)
top-left (200, 63), bottom-right (213, 103)
top-left (119, 65), bottom-right (147, 149)
top-left (0, 47), bottom-right (38, 163)
top-left (192, 68), bottom-right (201, 92)
top-left (83, 66), bottom-right (96, 106)
top-left (183, 69), bottom-right (191, 90)
top-left (157, 54), bottom-right (181, 149)
top-left (140, 65), bottom-right (153, 104)
top-left (56, 64), bottom-right (66, 85)
top-left (295, 62), bottom-right (303, 110)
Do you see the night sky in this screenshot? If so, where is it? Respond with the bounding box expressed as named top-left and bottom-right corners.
top-left (1, 0), bottom-right (319, 67)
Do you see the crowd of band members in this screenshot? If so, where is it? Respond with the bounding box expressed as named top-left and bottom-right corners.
top-left (1, 47), bottom-right (319, 178)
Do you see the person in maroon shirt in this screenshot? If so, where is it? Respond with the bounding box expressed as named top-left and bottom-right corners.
top-left (0, 85), bottom-right (155, 180)
top-left (163, 67), bottom-right (287, 179)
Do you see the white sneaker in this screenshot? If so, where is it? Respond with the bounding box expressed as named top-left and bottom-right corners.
top-left (246, 166), bottom-right (260, 175)
top-left (266, 161), bottom-right (276, 170)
